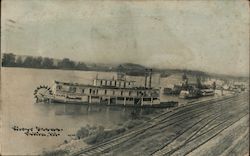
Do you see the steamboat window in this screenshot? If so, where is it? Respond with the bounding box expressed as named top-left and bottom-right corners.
top-left (101, 80), bottom-right (103, 85)
top-left (121, 91), bottom-right (123, 96)
top-left (57, 85), bottom-right (62, 90)
top-left (104, 90), bottom-right (107, 95)
top-left (143, 98), bottom-right (151, 101)
top-left (117, 97), bottom-right (124, 100)
top-left (127, 97), bottom-right (133, 101)
top-left (69, 87), bottom-right (76, 93)
top-left (114, 81), bottom-right (117, 86)
top-left (89, 89), bottom-right (92, 94)
top-left (105, 80), bottom-right (107, 86)
top-left (120, 82), bottom-right (123, 87)
top-left (82, 89), bottom-right (85, 93)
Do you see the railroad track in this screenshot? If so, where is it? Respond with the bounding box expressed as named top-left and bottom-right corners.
top-left (149, 95), bottom-right (247, 133)
top-left (71, 93), bottom-right (248, 156)
top-left (151, 100), bottom-right (249, 156)
top-left (146, 100), bottom-right (248, 155)
top-left (173, 112), bottom-right (249, 156)
top-left (152, 94), bottom-right (245, 124)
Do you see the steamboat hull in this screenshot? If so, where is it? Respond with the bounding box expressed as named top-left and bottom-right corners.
top-left (38, 97), bottom-right (177, 108)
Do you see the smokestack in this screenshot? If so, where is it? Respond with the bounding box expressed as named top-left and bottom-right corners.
top-left (149, 69), bottom-right (152, 88)
top-left (144, 69), bottom-right (148, 88)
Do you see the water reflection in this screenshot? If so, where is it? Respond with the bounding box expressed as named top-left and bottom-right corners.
top-left (34, 102), bottom-right (161, 119)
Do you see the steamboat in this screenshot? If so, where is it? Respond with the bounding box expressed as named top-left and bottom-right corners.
top-left (34, 69), bottom-right (178, 108)
top-left (164, 74), bottom-right (215, 99)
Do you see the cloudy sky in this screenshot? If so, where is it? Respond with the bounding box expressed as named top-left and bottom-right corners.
top-left (1, 0), bottom-right (249, 76)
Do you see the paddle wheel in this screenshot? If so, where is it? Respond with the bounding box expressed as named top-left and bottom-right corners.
top-left (34, 85), bottom-right (53, 102)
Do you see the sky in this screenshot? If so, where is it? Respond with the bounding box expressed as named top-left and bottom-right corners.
top-left (1, 0), bottom-right (249, 76)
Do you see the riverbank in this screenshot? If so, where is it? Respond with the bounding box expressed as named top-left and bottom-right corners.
top-left (41, 107), bottom-right (166, 156)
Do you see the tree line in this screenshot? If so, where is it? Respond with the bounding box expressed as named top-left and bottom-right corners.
top-left (2, 53), bottom-right (88, 70)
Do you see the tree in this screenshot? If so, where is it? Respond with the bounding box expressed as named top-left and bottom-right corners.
top-left (15, 56), bottom-right (23, 66)
top-left (42, 57), bottom-right (54, 68)
top-left (23, 56), bottom-right (33, 67)
top-left (117, 65), bottom-right (125, 72)
top-left (58, 58), bottom-right (75, 69)
top-left (76, 62), bottom-right (88, 70)
top-left (32, 57), bottom-right (43, 68)
top-left (2, 53), bottom-right (16, 66)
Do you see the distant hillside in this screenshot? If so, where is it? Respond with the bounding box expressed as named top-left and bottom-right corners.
top-left (118, 63), bottom-right (146, 70)
top-left (158, 69), bottom-right (209, 78)
top-left (2, 53), bottom-right (247, 81)
top-left (209, 72), bottom-right (249, 82)
top-left (114, 63), bottom-right (148, 76)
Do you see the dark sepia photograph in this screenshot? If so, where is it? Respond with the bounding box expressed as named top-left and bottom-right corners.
top-left (1, 0), bottom-right (249, 156)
